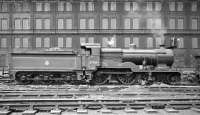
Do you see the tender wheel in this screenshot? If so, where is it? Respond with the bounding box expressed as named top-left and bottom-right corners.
top-left (92, 73), bottom-right (108, 85)
top-left (168, 74), bottom-right (181, 84)
top-left (41, 73), bottom-right (54, 85)
top-left (16, 72), bottom-right (32, 85)
top-left (117, 74), bottom-right (135, 85)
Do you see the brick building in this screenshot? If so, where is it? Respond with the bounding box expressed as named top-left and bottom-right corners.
top-left (0, 0), bottom-right (200, 69)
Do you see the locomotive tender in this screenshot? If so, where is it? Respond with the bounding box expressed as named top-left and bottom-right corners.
top-left (9, 43), bottom-right (181, 85)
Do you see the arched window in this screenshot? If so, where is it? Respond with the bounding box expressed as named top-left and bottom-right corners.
top-left (147, 37), bottom-right (153, 48)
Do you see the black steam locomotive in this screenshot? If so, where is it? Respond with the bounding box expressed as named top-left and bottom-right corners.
top-left (8, 42), bottom-right (184, 85)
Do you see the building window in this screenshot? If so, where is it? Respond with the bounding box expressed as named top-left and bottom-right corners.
top-left (155, 2), bottom-right (161, 11)
top-left (58, 2), bottom-right (72, 11)
top-left (177, 2), bottom-right (183, 11)
top-left (22, 38), bottom-right (29, 48)
top-left (66, 18), bottom-right (72, 29)
top-left (133, 37), bottom-right (139, 48)
top-left (147, 37), bottom-right (153, 48)
top-left (0, 3), bottom-right (8, 12)
top-left (88, 2), bottom-right (94, 11)
top-left (169, 18), bottom-right (175, 29)
top-left (36, 2), bottom-right (50, 11)
top-left (124, 2), bottom-right (130, 11)
top-left (191, 2), bottom-right (197, 12)
top-left (66, 37), bottom-right (72, 48)
top-left (192, 38), bottom-right (198, 48)
top-left (177, 37), bottom-right (184, 48)
top-left (155, 37), bottom-right (162, 48)
top-left (147, 18), bottom-right (153, 29)
top-left (102, 37), bottom-right (116, 48)
top-left (102, 18), bottom-right (108, 29)
top-left (133, 18), bottom-right (139, 29)
top-left (22, 19), bottom-right (30, 29)
top-left (124, 37), bottom-right (130, 48)
top-left (177, 18), bottom-right (184, 29)
top-left (57, 19), bottom-right (64, 29)
top-left (110, 2), bottom-right (116, 11)
top-left (44, 37), bottom-right (50, 48)
top-left (36, 19), bottom-right (50, 29)
top-left (0, 18), bottom-right (8, 30)
top-left (80, 37), bottom-right (94, 44)
top-left (36, 37), bottom-right (42, 48)
top-left (124, 37), bottom-right (139, 48)
top-left (111, 18), bottom-right (116, 29)
top-left (191, 18), bottom-right (198, 30)
top-left (146, 2), bottom-right (153, 11)
top-left (80, 18), bottom-right (86, 29)
top-left (14, 19), bottom-right (21, 29)
top-left (102, 2), bottom-right (108, 11)
top-left (58, 37), bottom-right (64, 48)
top-left (15, 38), bottom-right (21, 48)
top-left (80, 2), bottom-right (86, 11)
top-left (132, 2), bottom-right (138, 11)
top-left (124, 18), bottom-right (131, 29)
top-left (88, 18), bottom-right (94, 29)
top-left (0, 38), bottom-right (7, 48)
top-left (154, 18), bottom-right (162, 29)
top-left (169, 2), bottom-right (175, 11)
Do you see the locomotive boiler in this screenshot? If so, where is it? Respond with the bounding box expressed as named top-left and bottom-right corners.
top-left (9, 43), bottom-right (181, 85)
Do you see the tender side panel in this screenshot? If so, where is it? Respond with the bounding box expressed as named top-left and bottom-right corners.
top-left (11, 54), bottom-right (79, 71)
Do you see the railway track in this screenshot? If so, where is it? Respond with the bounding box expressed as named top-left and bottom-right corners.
top-left (0, 85), bottom-right (200, 114)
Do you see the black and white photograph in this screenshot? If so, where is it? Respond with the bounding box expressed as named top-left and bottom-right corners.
top-left (0, 0), bottom-right (200, 114)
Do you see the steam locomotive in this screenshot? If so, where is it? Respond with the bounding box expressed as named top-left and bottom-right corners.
top-left (8, 42), bottom-right (183, 85)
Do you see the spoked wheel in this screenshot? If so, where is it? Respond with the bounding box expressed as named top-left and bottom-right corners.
top-left (41, 73), bottom-right (54, 85)
top-left (168, 74), bottom-right (181, 84)
top-left (92, 73), bottom-right (108, 85)
top-left (16, 72), bottom-right (32, 85)
top-left (117, 74), bottom-right (135, 85)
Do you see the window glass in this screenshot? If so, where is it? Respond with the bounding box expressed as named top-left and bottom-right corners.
top-left (65, 37), bottom-right (72, 48)
top-left (177, 18), bottom-right (184, 29)
top-left (1, 38), bottom-right (7, 48)
top-left (44, 19), bottom-right (50, 29)
top-left (133, 18), bottom-right (139, 29)
top-left (124, 2), bottom-right (130, 11)
top-left (58, 37), bottom-right (64, 48)
top-left (133, 37), bottom-right (139, 48)
top-left (191, 18), bottom-right (198, 30)
top-left (80, 37), bottom-right (86, 44)
top-left (102, 18), bottom-right (108, 29)
top-left (147, 18), bottom-right (153, 29)
top-left (124, 37), bottom-right (130, 48)
top-left (177, 2), bottom-right (183, 11)
top-left (1, 3), bottom-right (8, 12)
top-left (80, 2), bottom-right (86, 11)
top-left (192, 38), bottom-right (198, 48)
top-left (88, 37), bottom-right (94, 43)
top-left (22, 19), bottom-right (30, 29)
top-left (102, 2), bottom-right (108, 11)
top-left (155, 37), bottom-right (162, 48)
top-left (88, 2), bottom-right (94, 11)
top-left (169, 18), bottom-right (175, 29)
top-left (124, 18), bottom-right (130, 29)
top-left (110, 2), bottom-right (116, 11)
top-left (177, 37), bottom-right (184, 48)
top-left (44, 37), bottom-right (50, 48)
top-left (22, 38), bottom-right (29, 48)
top-left (146, 2), bottom-right (153, 11)
top-left (169, 2), bottom-right (175, 11)
top-left (154, 18), bottom-right (162, 29)
top-left (147, 37), bottom-right (153, 48)
top-left (36, 19), bottom-right (42, 29)
top-left (88, 18), bottom-right (94, 29)
top-left (102, 37), bottom-right (108, 47)
top-left (1, 19), bottom-right (8, 30)
top-left (15, 38), bottom-right (21, 48)
top-left (66, 2), bottom-right (72, 11)
top-left (58, 2), bottom-right (64, 11)
top-left (191, 2), bottom-right (197, 11)
top-left (36, 3), bottom-right (42, 11)
top-left (44, 3), bottom-right (50, 11)
top-left (155, 2), bottom-right (161, 11)
top-left (80, 18), bottom-right (86, 29)
top-left (15, 3), bottom-right (22, 12)
top-left (111, 18), bottom-right (116, 29)
top-left (66, 18), bottom-right (72, 29)
top-left (36, 37), bottom-right (42, 48)
top-left (15, 19), bottom-right (21, 29)
top-left (58, 19), bottom-right (64, 29)
top-left (132, 2), bottom-right (138, 11)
